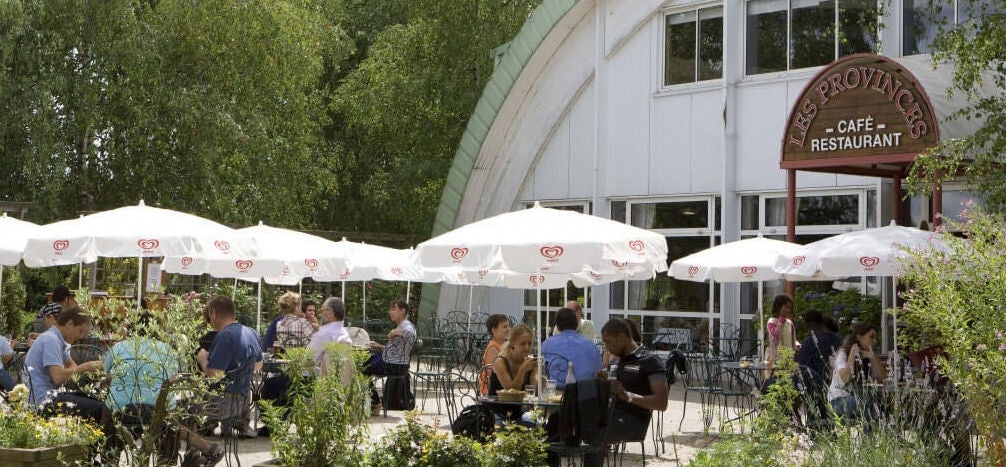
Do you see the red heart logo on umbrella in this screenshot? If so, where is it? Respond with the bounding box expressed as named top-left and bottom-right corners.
top-left (611, 260), bottom-right (627, 268)
top-left (137, 239), bottom-right (160, 251)
top-left (52, 240), bottom-right (70, 252)
top-left (391, 267), bottom-right (403, 276)
top-left (235, 260), bottom-right (253, 272)
top-left (304, 259), bottom-right (319, 270)
top-left (590, 271), bottom-right (601, 280)
top-left (281, 266), bottom-right (291, 275)
top-left (540, 245), bottom-right (564, 259)
top-left (478, 269), bottom-right (488, 279)
top-left (529, 274), bottom-right (545, 285)
top-left (687, 266), bottom-right (699, 277)
top-left (450, 247), bottom-right (469, 261)
top-left (741, 266), bottom-right (758, 277)
top-left (628, 240), bottom-right (645, 252)
top-left (792, 256), bottom-right (805, 266)
top-left (214, 241), bottom-right (230, 252)
top-left (339, 268), bottom-right (350, 279)
top-left (180, 257), bottom-right (193, 267)
top-left (859, 256), bottom-right (880, 269)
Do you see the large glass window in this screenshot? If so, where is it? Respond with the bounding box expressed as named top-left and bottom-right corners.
top-left (903, 0), bottom-right (1005, 55)
top-left (746, 0), bottom-right (879, 75)
top-left (764, 194), bottom-right (859, 226)
top-left (664, 6), bottom-right (724, 86)
top-left (630, 200), bottom-right (710, 230)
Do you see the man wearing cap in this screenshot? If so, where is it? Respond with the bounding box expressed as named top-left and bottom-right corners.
top-left (31, 286), bottom-right (74, 338)
top-left (24, 305), bottom-right (105, 421)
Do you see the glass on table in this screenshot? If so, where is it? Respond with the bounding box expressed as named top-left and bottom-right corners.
top-left (544, 379), bottom-right (558, 399)
top-left (524, 384), bottom-right (537, 398)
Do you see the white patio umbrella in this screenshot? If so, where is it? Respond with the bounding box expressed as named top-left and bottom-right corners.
top-left (669, 234), bottom-right (804, 359)
top-left (23, 201), bottom-right (258, 304)
top-left (0, 214), bottom-right (40, 312)
top-left (774, 221), bottom-right (950, 367)
top-left (412, 202), bottom-right (669, 393)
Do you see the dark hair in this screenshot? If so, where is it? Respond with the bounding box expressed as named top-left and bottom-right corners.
top-left (626, 318), bottom-right (642, 343)
top-left (52, 285), bottom-right (72, 303)
top-left (841, 321), bottom-right (876, 354)
top-left (485, 314), bottom-right (509, 334)
top-left (207, 295), bottom-right (236, 318)
top-left (55, 305), bottom-right (90, 327)
top-left (566, 300), bottom-right (582, 313)
top-left (601, 318), bottom-right (633, 339)
top-left (823, 316), bottom-right (839, 333)
top-left (804, 310), bottom-right (824, 327)
top-left (322, 297), bottom-right (345, 321)
top-left (555, 308), bottom-right (578, 331)
top-left (771, 294), bottom-right (794, 317)
top-left (301, 300), bottom-right (316, 313)
top-left (391, 299), bottom-right (409, 314)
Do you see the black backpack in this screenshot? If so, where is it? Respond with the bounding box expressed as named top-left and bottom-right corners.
top-left (451, 404), bottom-right (494, 442)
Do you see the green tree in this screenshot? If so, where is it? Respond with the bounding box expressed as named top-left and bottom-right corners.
top-left (905, 1), bottom-right (1006, 213)
top-left (0, 0), bottom-right (353, 228)
top-left (902, 206), bottom-right (1006, 464)
top-left (329, 0), bottom-right (540, 237)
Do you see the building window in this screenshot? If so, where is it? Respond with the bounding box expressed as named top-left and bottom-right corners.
top-left (746, 0), bottom-right (879, 75)
top-left (664, 6), bottom-right (724, 86)
top-left (903, 0), bottom-right (1005, 55)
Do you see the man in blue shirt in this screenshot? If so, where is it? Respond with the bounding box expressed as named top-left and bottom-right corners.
top-left (23, 305), bottom-right (104, 421)
top-left (542, 307), bottom-right (601, 389)
top-left (196, 296), bottom-right (262, 427)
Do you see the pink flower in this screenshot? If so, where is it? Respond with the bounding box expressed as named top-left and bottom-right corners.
top-left (1000, 343), bottom-right (1006, 351)
top-left (977, 344), bottom-right (987, 351)
top-left (998, 331), bottom-right (1004, 340)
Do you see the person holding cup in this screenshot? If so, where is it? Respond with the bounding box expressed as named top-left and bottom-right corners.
top-left (828, 321), bottom-right (885, 421)
top-left (488, 324), bottom-right (537, 422)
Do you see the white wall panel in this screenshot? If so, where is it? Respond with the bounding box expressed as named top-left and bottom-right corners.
top-left (690, 90), bottom-right (725, 193)
top-left (735, 82), bottom-right (791, 192)
top-left (649, 94), bottom-right (692, 195)
top-left (605, 30), bottom-right (651, 197)
top-left (532, 117), bottom-right (571, 200)
top-left (568, 84), bottom-right (596, 198)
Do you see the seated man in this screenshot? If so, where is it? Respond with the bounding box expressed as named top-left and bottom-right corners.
top-left (363, 300), bottom-right (417, 411)
top-left (195, 296), bottom-right (263, 436)
top-left (308, 297), bottom-right (353, 376)
top-left (585, 318), bottom-right (668, 467)
top-left (542, 307), bottom-right (601, 390)
top-left (23, 305), bottom-right (105, 421)
top-left (794, 310), bottom-right (842, 422)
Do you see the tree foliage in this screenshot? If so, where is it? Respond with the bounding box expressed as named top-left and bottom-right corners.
top-left (328, 0), bottom-right (539, 236)
top-left (905, 0), bottom-right (1006, 213)
top-left (0, 0), bottom-right (353, 227)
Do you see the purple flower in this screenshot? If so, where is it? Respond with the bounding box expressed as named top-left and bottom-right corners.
top-left (999, 331), bottom-right (1004, 340)
top-left (1000, 343), bottom-right (1006, 351)
top-left (977, 344), bottom-right (987, 351)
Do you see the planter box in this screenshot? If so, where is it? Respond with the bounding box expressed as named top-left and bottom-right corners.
top-left (0, 445), bottom-right (87, 467)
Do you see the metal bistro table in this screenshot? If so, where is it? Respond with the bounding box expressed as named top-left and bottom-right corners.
top-left (719, 360), bottom-right (768, 427)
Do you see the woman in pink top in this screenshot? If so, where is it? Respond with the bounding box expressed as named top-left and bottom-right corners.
top-left (478, 314), bottom-right (510, 395)
top-left (766, 294), bottom-right (799, 365)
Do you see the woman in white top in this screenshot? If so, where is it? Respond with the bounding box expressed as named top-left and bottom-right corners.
top-left (828, 321), bottom-right (886, 419)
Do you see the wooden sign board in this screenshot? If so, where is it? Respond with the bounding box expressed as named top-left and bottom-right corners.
top-left (781, 54), bottom-right (940, 171)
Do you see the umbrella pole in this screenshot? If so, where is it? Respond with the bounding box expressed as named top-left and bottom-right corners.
top-left (257, 279), bottom-right (263, 334)
top-left (892, 275), bottom-right (899, 381)
top-left (232, 279), bottom-right (238, 301)
top-left (406, 281), bottom-right (411, 304)
top-left (467, 285), bottom-right (474, 333)
top-left (708, 279), bottom-right (715, 354)
top-left (136, 257), bottom-right (143, 305)
top-left (362, 281), bottom-right (367, 326)
top-left (758, 281), bottom-right (764, 361)
top-left (78, 262), bottom-right (83, 290)
top-left (546, 290), bottom-right (550, 335)
top-left (0, 266), bottom-right (4, 315)
top-left (298, 279), bottom-right (302, 295)
top-left (535, 279), bottom-right (543, 398)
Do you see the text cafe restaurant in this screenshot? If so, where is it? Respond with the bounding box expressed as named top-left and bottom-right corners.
top-left (426, 1), bottom-right (984, 350)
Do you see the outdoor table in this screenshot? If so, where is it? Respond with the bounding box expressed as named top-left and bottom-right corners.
top-left (478, 395), bottom-right (561, 410)
top-left (720, 360), bottom-right (768, 392)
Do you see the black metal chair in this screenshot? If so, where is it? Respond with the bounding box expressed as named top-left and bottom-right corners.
top-left (413, 333), bottom-right (465, 414)
top-left (678, 353), bottom-right (723, 431)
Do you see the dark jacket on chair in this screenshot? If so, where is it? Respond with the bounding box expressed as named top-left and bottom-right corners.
top-left (665, 349), bottom-right (687, 385)
top-left (557, 379), bottom-right (611, 446)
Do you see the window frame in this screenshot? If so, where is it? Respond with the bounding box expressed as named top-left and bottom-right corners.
top-left (743, 0), bottom-right (880, 77)
top-left (660, 2), bottom-right (726, 90)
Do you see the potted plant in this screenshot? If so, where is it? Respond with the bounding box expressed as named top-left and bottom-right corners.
top-left (0, 384), bottom-right (104, 466)
top-left (257, 344), bottom-right (371, 467)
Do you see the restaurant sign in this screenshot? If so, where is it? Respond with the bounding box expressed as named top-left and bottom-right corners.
top-left (782, 54), bottom-right (940, 165)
